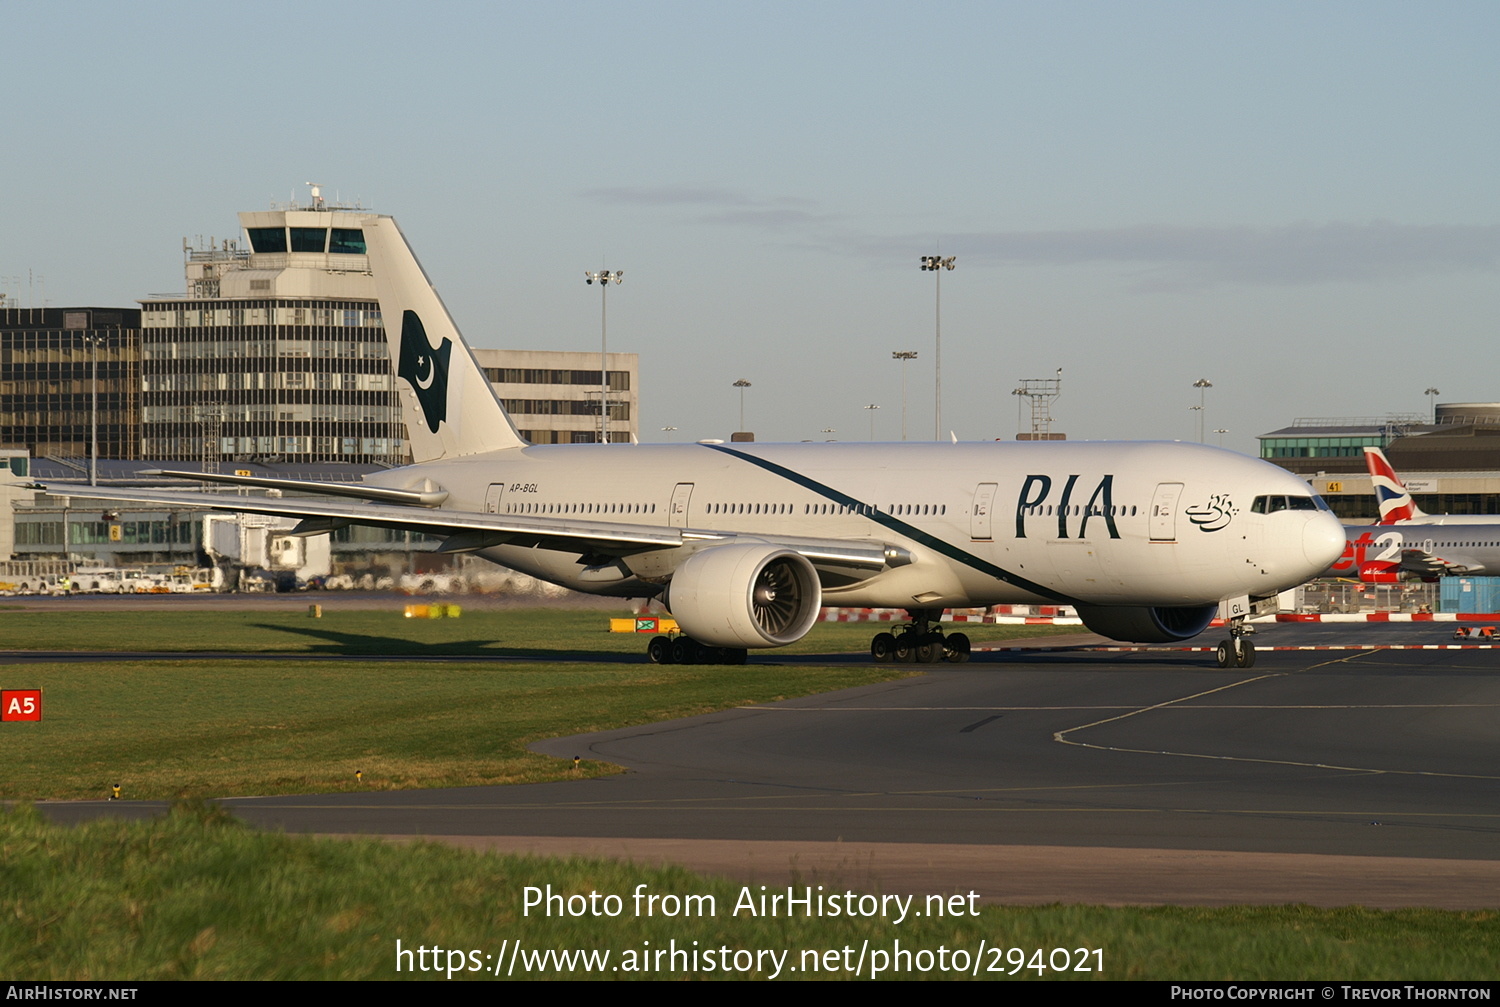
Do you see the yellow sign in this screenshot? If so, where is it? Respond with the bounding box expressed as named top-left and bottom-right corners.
top-left (109, 524), bottom-right (122, 541)
top-left (1326, 481), bottom-right (1343, 493)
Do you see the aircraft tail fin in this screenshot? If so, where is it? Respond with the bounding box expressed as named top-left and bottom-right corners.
top-left (364, 216), bottom-right (526, 462)
top-left (1364, 446), bottom-right (1425, 524)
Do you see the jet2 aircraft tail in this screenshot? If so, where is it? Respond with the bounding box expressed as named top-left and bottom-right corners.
top-left (1365, 446), bottom-right (1426, 524)
top-left (363, 216), bottom-right (526, 462)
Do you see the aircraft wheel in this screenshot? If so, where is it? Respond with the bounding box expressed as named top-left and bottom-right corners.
top-left (724, 648), bottom-right (748, 665)
top-left (647, 636), bottom-right (673, 664)
top-left (1215, 640), bottom-right (1234, 668)
top-left (1235, 640), bottom-right (1256, 668)
top-left (916, 638), bottom-right (944, 664)
top-left (944, 632), bottom-right (971, 663)
top-left (671, 636), bottom-right (697, 664)
top-left (871, 632), bottom-right (896, 663)
top-left (893, 632), bottom-right (916, 663)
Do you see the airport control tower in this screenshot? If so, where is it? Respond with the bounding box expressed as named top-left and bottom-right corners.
top-left (139, 187), bottom-right (402, 466)
top-left (141, 186), bottom-right (639, 465)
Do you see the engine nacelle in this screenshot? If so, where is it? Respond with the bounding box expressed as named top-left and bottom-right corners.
top-left (1074, 603), bottom-right (1218, 643)
top-left (1358, 564), bottom-right (1400, 584)
top-left (664, 545), bottom-right (822, 648)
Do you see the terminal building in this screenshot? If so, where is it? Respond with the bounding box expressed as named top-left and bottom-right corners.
top-left (0, 306), bottom-right (142, 462)
top-left (1, 194), bottom-right (638, 470)
top-left (0, 194), bottom-right (639, 571)
top-left (1261, 404), bottom-right (1500, 521)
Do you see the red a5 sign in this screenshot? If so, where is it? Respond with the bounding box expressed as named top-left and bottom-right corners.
top-left (1, 690), bottom-right (42, 721)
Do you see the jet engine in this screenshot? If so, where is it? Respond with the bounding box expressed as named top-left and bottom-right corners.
top-left (1358, 564), bottom-right (1401, 584)
top-left (664, 544), bottom-right (822, 648)
top-left (1074, 603), bottom-right (1218, 643)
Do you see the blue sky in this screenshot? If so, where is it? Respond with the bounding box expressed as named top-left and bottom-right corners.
top-left (5, 1), bottom-right (1497, 450)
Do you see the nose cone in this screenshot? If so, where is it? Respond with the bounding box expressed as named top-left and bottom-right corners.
top-left (1304, 512), bottom-right (1346, 569)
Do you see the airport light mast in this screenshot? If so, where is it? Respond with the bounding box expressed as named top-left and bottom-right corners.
top-left (1425, 387), bottom-right (1440, 425)
top-left (733, 379), bottom-right (752, 434)
top-left (920, 255), bottom-right (955, 440)
top-left (864, 402), bottom-right (880, 441)
top-left (84, 333), bottom-right (100, 486)
top-left (892, 350), bottom-right (918, 440)
top-left (585, 269), bottom-right (623, 443)
top-left (1193, 377), bottom-right (1213, 443)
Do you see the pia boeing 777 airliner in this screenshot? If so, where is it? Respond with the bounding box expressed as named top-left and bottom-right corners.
top-left (40, 215), bottom-right (1345, 668)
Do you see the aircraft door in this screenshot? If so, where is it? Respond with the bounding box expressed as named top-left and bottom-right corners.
top-left (485, 483), bottom-right (505, 513)
top-left (1149, 482), bottom-right (1183, 542)
top-left (668, 483), bottom-right (694, 529)
top-left (971, 483), bottom-right (998, 541)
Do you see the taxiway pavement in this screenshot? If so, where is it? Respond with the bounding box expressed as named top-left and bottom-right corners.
top-left (36, 622), bottom-right (1500, 907)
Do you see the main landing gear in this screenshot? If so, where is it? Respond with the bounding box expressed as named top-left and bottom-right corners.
top-left (647, 634), bottom-right (748, 665)
top-left (1215, 616), bottom-right (1256, 668)
top-left (870, 609), bottom-right (970, 664)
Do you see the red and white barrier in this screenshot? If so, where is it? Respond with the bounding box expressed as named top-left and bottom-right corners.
top-left (820, 607), bottom-right (1500, 628)
top-left (982, 643), bottom-right (1500, 653)
top-left (818, 605), bottom-right (1080, 625)
top-left (1273, 612), bottom-right (1500, 623)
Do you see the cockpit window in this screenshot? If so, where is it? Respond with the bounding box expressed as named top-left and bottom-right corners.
top-left (1252, 494), bottom-right (1326, 513)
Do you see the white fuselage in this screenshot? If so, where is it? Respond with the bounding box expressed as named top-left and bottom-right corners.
top-left (367, 439), bottom-right (1345, 610)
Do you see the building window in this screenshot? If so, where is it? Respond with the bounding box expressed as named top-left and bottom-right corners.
top-left (290, 228), bottom-right (327, 253)
top-left (247, 228), bottom-right (287, 253)
top-left (329, 229), bottom-right (366, 254)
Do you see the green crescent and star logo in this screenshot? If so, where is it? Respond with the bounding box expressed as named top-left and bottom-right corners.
top-left (397, 310), bottom-right (452, 433)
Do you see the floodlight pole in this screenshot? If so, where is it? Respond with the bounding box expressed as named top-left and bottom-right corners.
top-left (892, 350), bottom-right (918, 440)
top-left (733, 379), bottom-right (752, 432)
top-left (585, 269), bottom-right (623, 443)
top-left (1192, 378), bottom-right (1213, 443)
top-left (88, 334), bottom-right (99, 486)
top-left (921, 255), bottom-right (955, 440)
top-left (864, 403), bottom-right (880, 441)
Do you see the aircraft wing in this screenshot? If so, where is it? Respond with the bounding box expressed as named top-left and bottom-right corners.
top-left (142, 469), bottom-right (450, 507)
top-left (1401, 548), bottom-right (1484, 576)
top-left (32, 482), bottom-right (900, 573)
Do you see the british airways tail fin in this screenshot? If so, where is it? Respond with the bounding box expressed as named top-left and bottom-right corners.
top-left (1365, 446), bottom-right (1425, 524)
top-left (364, 216), bottom-right (527, 462)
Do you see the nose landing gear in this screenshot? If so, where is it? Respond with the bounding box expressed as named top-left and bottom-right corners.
top-left (1215, 616), bottom-right (1256, 668)
top-left (871, 609), bottom-right (971, 664)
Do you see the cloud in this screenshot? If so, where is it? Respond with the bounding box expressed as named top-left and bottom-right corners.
top-left (583, 186), bottom-right (816, 209)
top-left (841, 221), bottom-right (1500, 287)
top-left (587, 186), bottom-right (1500, 286)
top-left (581, 186), bottom-right (756, 207)
top-left (968, 222), bottom-right (1500, 286)
top-left (698, 207), bottom-right (829, 228)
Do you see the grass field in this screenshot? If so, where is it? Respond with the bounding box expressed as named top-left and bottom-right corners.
top-left (5, 803), bottom-right (1498, 981)
top-left (8, 604), bottom-right (1491, 982)
top-left (0, 604), bottom-right (1069, 656)
top-left (0, 606), bottom-right (1067, 801)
